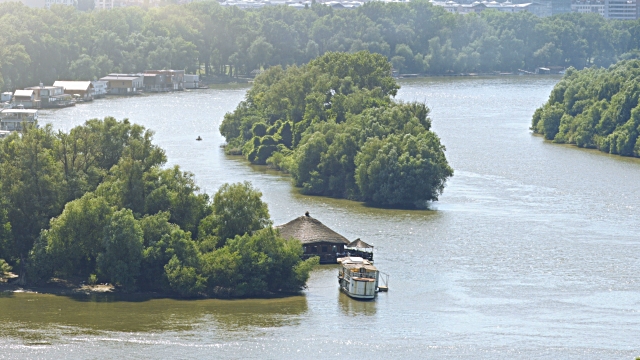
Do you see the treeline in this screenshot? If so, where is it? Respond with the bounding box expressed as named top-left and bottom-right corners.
top-left (3, 1), bottom-right (640, 90)
top-left (532, 60), bottom-right (640, 157)
top-left (221, 51), bottom-right (453, 207)
top-left (0, 118), bottom-right (317, 297)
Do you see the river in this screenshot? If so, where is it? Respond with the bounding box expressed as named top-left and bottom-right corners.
top-left (1, 76), bottom-right (639, 359)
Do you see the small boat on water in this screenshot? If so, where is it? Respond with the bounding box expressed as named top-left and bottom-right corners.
top-left (337, 256), bottom-right (383, 300)
top-left (196, 136), bottom-right (202, 141)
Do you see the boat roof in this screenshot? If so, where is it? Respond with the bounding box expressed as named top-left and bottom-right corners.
top-left (338, 256), bottom-right (377, 271)
top-left (1, 109), bottom-right (38, 114)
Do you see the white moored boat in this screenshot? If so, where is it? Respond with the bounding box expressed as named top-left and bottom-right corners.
top-left (337, 256), bottom-right (379, 300)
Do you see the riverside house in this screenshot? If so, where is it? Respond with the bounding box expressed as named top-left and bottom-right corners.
top-left (53, 81), bottom-right (94, 101)
top-left (13, 89), bottom-right (38, 108)
top-left (276, 212), bottom-right (351, 264)
top-left (99, 74), bottom-right (144, 95)
top-left (91, 80), bottom-right (108, 98)
top-left (143, 70), bottom-right (185, 92)
top-left (23, 84), bottom-right (72, 108)
top-left (184, 74), bottom-right (200, 89)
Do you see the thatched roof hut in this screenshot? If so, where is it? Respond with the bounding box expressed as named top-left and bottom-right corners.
top-left (276, 213), bottom-right (350, 245)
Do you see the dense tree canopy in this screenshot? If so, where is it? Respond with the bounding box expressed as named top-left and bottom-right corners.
top-left (220, 51), bottom-right (453, 207)
top-left (0, 118), bottom-right (317, 297)
top-left (2, 1), bottom-right (640, 90)
top-left (531, 60), bottom-right (640, 157)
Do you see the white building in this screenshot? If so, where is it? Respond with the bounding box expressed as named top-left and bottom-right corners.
top-left (0, 0), bottom-right (45, 8)
top-left (184, 74), bottom-right (200, 89)
top-left (431, 0), bottom-right (543, 15)
top-left (91, 81), bottom-right (108, 98)
top-left (44, 0), bottom-right (75, 8)
top-left (604, 0), bottom-right (638, 19)
top-left (572, 1), bottom-right (605, 16)
top-left (94, 0), bottom-right (161, 9)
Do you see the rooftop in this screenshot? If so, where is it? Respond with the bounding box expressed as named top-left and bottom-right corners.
top-left (276, 213), bottom-right (350, 245)
top-left (14, 90), bottom-right (34, 97)
top-left (100, 75), bottom-right (143, 81)
top-left (53, 81), bottom-right (93, 91)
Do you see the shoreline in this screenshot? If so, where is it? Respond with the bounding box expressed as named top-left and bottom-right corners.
top-left (0, 277), bottom-right (304, 301)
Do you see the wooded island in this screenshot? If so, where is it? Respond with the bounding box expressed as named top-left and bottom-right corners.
top-left (0, 119), bottom-right (318, 297)
top-left (220, 51), bottom-right (454, 207)
top-left (532, 59), bottom-right (640, 157)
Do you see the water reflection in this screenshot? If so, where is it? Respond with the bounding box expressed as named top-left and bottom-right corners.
top-left (338, 292), bottom-right (377, 316)
top-left (0, 292), bottom-right (308, 343)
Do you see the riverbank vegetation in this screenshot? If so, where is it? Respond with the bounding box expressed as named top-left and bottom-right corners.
top-left (3, 1), bottom-right (640, 90)
top-left (221, 51), bottom-right (453, 207)
top-left (531, 59), bottom-right (640, 157)
top-left (0, 118), bottom-right (317, 297)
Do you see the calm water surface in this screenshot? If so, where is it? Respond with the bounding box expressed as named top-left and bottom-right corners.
top-left (1, 77), bottom-right (639, 359)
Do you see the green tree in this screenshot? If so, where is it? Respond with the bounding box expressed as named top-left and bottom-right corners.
top-left (97, 209), bottom-right (144, 290)
top-left (202, 228), bottom-right (318, 297)
top-left (0, 125), bottom-right (63, 283)
top-left (203, 182), bottom-right (272, 246)
top-left (39, 193), bottom-right (114, 278)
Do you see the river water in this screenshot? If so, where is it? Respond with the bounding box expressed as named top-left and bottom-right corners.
top-left (2, 77), bottom-right (639, 359)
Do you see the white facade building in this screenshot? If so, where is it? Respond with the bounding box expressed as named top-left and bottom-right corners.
top-left (571, 1), bottom-right (605, 16)
top-left (91, 81), bottom-right (108, 98)
top-left (184, 74), bottom-right (200, 89)
top-left (604, 0), bottom-right (638, 19)
top-left (44, 0), bottom-right (75, 8)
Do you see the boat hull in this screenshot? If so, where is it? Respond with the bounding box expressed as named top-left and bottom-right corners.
top-left (339, 285), bottom-right (376, 300)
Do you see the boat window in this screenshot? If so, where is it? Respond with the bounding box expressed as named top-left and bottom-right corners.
top-left (311, 246), bottom-right (317, 253)
top-left (332, 245), bottom-right (337, 252)
top-left (302, 246), bottom-right (307, 253)
top-left (322, 246), bottom-right (328, 253)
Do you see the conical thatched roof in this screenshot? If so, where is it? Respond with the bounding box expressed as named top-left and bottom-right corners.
top-left (276, 214), bottom-right (350, 245)
top-left (347, 238), bottom-right (373, 249)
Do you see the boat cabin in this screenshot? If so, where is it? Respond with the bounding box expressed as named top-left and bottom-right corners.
top-left (0, 109), bottom-right (38, 131)
top-left (337, 256), bottom-right (379, 300)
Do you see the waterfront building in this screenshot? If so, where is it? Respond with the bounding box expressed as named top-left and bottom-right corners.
top-left (1, 92), bottom-right (12, 103)
top-left (143, 70), bottom-right (185, 92)
top-left (99, 74), bottom-right (144, 95)
top-left (184, 74), bottom-right (200, 89)
top-left (53, 81), bottom-right (94, 101)
top-left (23, 84), bottom-right (72, 108)
top-left (277, 212), bottom-right (351, 264)
top-left (91, 81), bottom-right (109, 98)
top-left (12, 90), bottom-right (38, 109)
